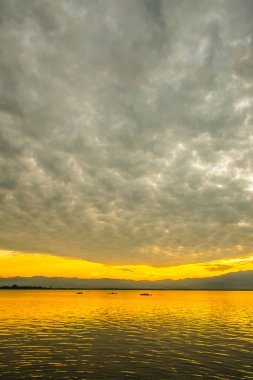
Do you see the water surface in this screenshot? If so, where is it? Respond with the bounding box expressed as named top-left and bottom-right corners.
top-left (0, 290), bottom-right (253, 379)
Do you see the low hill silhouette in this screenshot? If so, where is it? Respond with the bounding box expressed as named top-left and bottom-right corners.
top-left (0, 270), bottom-right (253, 289)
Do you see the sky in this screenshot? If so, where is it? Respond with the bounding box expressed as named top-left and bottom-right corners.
top-left (0, 0), bottom-right (253, 280)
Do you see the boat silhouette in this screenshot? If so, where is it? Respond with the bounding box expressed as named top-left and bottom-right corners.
top-left (139, 293), bottom-right (152, 296)
top-left (76, 291), bottom-right (83, 294)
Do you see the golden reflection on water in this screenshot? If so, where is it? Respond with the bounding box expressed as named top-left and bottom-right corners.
top-left (1, 290), bottom-right (253, 379)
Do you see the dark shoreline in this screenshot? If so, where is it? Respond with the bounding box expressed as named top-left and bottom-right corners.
top-left (1, 286), bottom-right (253, 291)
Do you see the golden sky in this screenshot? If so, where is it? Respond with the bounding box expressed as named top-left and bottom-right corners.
top-left (1, 250), bottom-right (253, 281)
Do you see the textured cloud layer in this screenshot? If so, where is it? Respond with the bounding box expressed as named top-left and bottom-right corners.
top-left (0, 0), bottom-right (253, 265)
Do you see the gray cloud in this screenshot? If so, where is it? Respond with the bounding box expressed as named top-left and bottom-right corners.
top-left (204, 264), bottom-right (234, 272)
top-left (0, 0), bottom-right (253, 265)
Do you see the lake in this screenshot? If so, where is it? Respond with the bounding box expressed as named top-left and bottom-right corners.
top-left (0, 290), bottom-right (253, 379)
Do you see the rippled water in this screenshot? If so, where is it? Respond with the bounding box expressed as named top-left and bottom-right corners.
top-left (0, 290), bottom-right (253, 379)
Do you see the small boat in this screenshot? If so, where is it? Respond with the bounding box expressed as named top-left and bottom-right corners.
top-left (139, 293), bottom-right (152, 296)
top-left (76, 291), bottom-right (83, 294)
top-left (108, 292), bottom-right (117, 294)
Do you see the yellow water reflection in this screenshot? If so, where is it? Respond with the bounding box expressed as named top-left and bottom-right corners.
top-left (0, 290), bottom-right (253, 379)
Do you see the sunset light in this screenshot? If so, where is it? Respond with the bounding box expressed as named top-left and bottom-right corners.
top-left (1, 0), bottom-right (253, 378)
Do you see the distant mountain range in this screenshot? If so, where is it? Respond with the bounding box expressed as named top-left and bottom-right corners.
top-left (0, 270), bottom-right (253, 289)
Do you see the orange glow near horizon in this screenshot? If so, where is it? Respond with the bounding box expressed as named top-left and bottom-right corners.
top-left (1, 249), bottom-right (253, 281)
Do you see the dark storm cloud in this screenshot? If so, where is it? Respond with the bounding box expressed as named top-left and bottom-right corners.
top-left (0, 0), bottom-right (253, 265)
